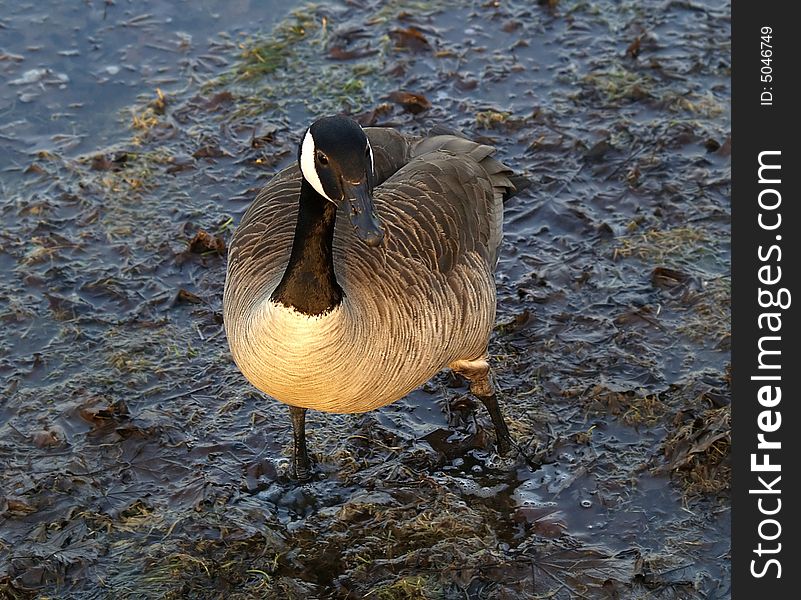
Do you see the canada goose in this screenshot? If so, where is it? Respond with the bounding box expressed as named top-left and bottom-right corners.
top-left (223, 115), bottom-right (524, 480)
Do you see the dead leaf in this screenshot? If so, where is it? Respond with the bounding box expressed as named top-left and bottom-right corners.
top-left (716, 135), bottom-right (732, 156)
top-left (650, 266), bottom-right (690, 290)
top-left (387, 91), bottom-right (431, 114)
top-left (78, 397), bottom-right (130, 429)
top-left (90, 152), bottom-right (129, 171)
top-left (204, 91), bottom-right (234, 111)
top-left (166, 154), bottom-right (195, 174)
top-left (389, 27), bottom-right (431, 51)
top-left (353, 103), bottom-right (393, 126)
top-left (176, 289), bottom-right (203, 304)
top-left (584, 139), bottom-right (612, 161)
top-left (328, 45), bottom-right (378, 60)
top-left (250, 126), bottom-right (277, 149)
top-left (626, 36), bottom-right (641, 59)
top-left (192, 144), bottom-right (231, 159)
top-left (23, 163), bottom-right (47, 175)
top-left (5, 497), bottom-right (38, 515)
top-left (189, 230), bottom-right (225, 254)
top-left (516, 506), bottom-right (568, 537)
top-left (455, 76), bottom-right (478, 91)
top-left (31, 426), bottom-right (67, 448)
top-left (497, 309), bottom-right (533, 334)
top-left (45, 293), bottom-right (92, 320)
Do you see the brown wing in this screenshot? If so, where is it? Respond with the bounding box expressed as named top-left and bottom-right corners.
top-left (224, 128), bottom-right (516, 315)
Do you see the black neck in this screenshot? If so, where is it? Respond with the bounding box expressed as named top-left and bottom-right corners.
top-left (270, 180), bottom-right (343, 315)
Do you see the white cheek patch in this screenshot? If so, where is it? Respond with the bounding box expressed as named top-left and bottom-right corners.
top-left (367, 140), bottom-right (375, 178)
top-left (300, 129), bottom-right (335, 203)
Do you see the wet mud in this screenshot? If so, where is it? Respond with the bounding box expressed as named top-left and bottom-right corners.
top-left (1, 0), bottom-right (730, 598)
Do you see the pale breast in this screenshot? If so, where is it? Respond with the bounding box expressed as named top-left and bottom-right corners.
top-left (228, 253), bottom-right (496, 414)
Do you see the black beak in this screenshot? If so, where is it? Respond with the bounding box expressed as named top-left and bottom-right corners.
top-left (343, 181), bottom-right (384, 247)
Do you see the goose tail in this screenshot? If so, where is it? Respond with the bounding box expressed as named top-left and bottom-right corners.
top-left (416, 128), bottom-right (529, 203)
top-left (503, 174), bottom-right (531, 202)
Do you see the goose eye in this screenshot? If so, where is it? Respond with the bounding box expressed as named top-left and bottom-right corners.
top-left (316, 151), bottom-right (329, 166)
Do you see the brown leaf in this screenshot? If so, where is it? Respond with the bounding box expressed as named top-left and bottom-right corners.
top-left (716, 135), bottom-right (732, 156)
top-left (90, 155), bottom-right (114, 171)
top-left (455, 76), bottom-right (478, 91)
top-left (5, 497), bottom-right (38, 515)
top-left (353, 103), bottom-right (393, 126)
top-left (250, 126), bottom-right (277, 149)
top-left (387, 91), bottom-right (431, 114)
top-left (78, 397), bottom-right (130, 428)
top-left (23, 163), bottom-right (47, 175)
top-left (584, 139), bottom-right (612, 161)
top-left (31, 426), bottom-right (67, 448)
top-left (389, 27), bottom-right (431, 51)
top-left (45, 293), bottom-right (92, 320)
top-left (650, 266), bottom-right (690, 290)
top-left (328, 45), bottom-right (378, 60)
top-left (204, 91), bottom-right (234, 111)
top-left (497, 309), bottom-right (533, 334)
top-left (192, 144), bottom-right (231, 159)
top-left (165, 154), bottom-right (195, 174)
top-left (385, 62), bottom-right (407, 78)
top-left (626, 36), bottom-right (642, 59)
top-left (189, 230), bottom-right (226, 254)
top-left (90, 152), bottom-right (129, 171)
top-left (176, 289), bottom-right (203, 304)
top-left (516, 507), bottom-right (568, 537)
top-left (613, 306), bottom-right (662, 329)
top-left (688, 430), bottom-right (730, 456)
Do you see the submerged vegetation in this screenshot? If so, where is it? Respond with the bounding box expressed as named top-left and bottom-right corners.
top-left (1, 0), bottom-right (730, 597)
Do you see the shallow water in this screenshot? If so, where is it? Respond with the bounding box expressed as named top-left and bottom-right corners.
top-left (1, 0), bottom-right (288, 173)
top-left (1, 0), bottom-right (730, 597)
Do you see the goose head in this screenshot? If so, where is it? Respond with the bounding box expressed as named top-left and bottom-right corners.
top-left (298, 116), bottom-right (384, 247)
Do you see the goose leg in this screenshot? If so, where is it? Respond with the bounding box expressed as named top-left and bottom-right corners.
top-left (289, 406), bottom-right (312, 481)
top-left (477, 389), bottom-right (513, 455)
top-left (450, 358), bottom-right (513, 454)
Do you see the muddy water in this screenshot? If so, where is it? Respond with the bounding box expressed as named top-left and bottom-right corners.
top-left (1, 0), bottom-right (288, 175)
top-left (1, 0), bottom-right (730, 598)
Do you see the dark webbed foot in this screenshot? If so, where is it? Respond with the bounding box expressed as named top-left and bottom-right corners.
top-left (289, 406), bottom-right (312, 481)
